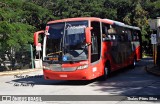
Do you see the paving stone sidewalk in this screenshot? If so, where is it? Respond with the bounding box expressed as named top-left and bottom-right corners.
top-left (0, 68), bottom-right (42, 76)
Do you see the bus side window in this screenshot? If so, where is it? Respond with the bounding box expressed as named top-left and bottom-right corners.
top-left (133, 34), bottom-right (136, 41)
top-left (102, 23), bottom-right (114, 41)
top-left (133, 32), bottom-right (139, 41)
top-left (127, 30), bottom-right (132, 41)
top-left (108, 35), bottom-right (111, 40)
top-left (136, 33), bottom-right (139, 40)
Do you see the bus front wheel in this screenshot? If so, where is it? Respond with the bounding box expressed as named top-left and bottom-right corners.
top-left (99, 62), bottom-right (111, 81)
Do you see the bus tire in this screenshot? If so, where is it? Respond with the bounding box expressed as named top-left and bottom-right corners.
top-left (99, 62), bottom-right (111, 81)
top-left (130, 57), bottom-right (136, 69)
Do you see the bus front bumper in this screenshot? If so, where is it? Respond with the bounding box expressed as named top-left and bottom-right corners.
top-left (43, 69), bottom-right (93, 80)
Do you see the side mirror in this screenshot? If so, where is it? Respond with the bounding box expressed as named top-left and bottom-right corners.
top-left (85, 27), bottom-right (93, 44)
top-left (34, 30), bottom-right (44, 51)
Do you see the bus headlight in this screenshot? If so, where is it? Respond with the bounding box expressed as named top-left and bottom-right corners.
top-left (77, 65), bottom-right (88, 70)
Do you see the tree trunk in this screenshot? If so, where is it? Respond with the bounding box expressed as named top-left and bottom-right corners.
top-left (7, 53), bottom-right (15, 70)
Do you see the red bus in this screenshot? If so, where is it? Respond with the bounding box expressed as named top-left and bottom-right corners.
top-left (34, 17), bottom-right (142, 80)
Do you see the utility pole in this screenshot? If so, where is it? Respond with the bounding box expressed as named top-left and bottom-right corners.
top-left (30, 44), bottom-right (34, 69)
top-left (151, 34), bottom-right (157, 65)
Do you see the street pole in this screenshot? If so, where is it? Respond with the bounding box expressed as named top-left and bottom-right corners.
top-left (153, 44), bottom-right (155, 65)
top-left (155, 44), bottom-right (157, 65)
top-left (153, 44), bottom-right (157, 65)
top-left (30, 44), bottom-right (34, 69)
top-left (151, 34), bottom-right (157, 65)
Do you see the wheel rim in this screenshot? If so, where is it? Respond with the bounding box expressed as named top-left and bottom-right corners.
top-left (134, 59), bottom-right (136, 66)
top-left (105, 67), bottom-right (108, 76)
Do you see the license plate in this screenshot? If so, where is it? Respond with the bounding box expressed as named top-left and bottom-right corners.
top-left (60, 75), bottom-right (67, 78)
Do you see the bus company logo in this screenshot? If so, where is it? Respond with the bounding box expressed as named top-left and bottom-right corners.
top-left (2, 96), bottom-right (11, 101)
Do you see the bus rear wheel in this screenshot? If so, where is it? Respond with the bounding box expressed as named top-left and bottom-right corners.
top-left (130, 57), bottom-right (136, 69)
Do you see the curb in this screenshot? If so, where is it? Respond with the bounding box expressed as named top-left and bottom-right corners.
top-left (0, 68), bottom-right (42, 76)
top-left (145, 65), bottom-right (160, 76)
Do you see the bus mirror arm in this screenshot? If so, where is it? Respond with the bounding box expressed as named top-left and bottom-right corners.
top-left (34, 30), bottom-right (44, 46)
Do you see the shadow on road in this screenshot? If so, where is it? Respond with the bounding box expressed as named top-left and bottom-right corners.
top-left (7, 65), bottom-right (138, 87)
top-left (6, 74), bottom-right (96, 86)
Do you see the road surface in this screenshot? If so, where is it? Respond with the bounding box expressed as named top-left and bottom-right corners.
top-left (0, 58), bottom-right (159, 104)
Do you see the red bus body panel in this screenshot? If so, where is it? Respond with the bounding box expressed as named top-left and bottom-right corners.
top-left (136, 46), bottom-right (141, 61)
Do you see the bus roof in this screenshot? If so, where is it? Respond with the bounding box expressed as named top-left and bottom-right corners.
top-left (47, 17), bottom-right (140, 30)
top-left (47, 17), bottom-right (101, 24)
top-left (103, 19), bottom-right (140, 30)
top-left (124, 25), bottom-right (141, 30)
top-left (47, 17), bottom-right (114, 25)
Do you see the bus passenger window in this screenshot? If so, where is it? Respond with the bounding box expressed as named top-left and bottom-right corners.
top-left (133, 35), bottom-right (136, 41)
top-left (127, 30), bottom-right (132, 41)
top-left (120, 35), bottom-right (124, 42)
top-left (102, 24), bottom-right (114, 41)
top-left (112, 35), bottom-right (116, 40)
top-left (108, 35), bottom-right (111, 40)
top-left (102, 34), bottom-right (107, 41)
top-left (133, 32), bottom-right (139, 41)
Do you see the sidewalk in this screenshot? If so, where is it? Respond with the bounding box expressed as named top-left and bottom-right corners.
top-left (145, 65), bottom-right (160, 76)
top-left (0, 68), bottom-right (42, 76)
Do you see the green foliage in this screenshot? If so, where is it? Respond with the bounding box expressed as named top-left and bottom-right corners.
top-left (0, 0), bottom-right (53, 70)
top-left (0, 0), bottom-right (160, 70)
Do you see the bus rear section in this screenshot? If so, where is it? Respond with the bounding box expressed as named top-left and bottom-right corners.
top-left (101, 20), bottom-right (141, 71)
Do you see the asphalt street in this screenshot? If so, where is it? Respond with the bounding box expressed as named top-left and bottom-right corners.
top-left (0, 58), bottom-right (159, 104)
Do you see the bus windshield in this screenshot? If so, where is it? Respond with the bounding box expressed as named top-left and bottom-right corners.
top-left (45, 21), bottom-right (88, 63)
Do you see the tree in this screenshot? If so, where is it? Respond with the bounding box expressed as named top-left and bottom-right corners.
top-left (0, 0), bottom-right (52, 70)
top-left (1, 0), bottom-right (160, 71)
